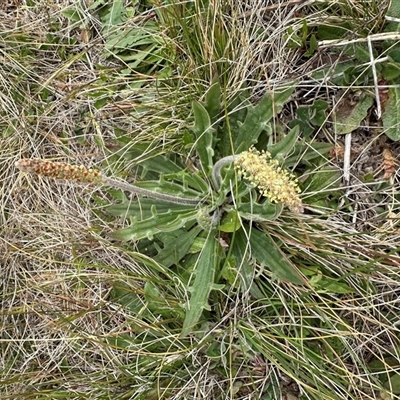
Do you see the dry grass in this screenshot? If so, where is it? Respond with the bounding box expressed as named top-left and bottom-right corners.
top-left (0, 1), bottom-right (146, 396)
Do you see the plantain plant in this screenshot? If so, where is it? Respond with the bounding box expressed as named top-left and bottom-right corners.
top-left (16, 83), bottom-right (334, 336)
top-left (104, 82), bottom-right (334, 336)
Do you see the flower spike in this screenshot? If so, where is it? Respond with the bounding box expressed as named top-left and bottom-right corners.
top-left (234, 147), bottom-right (303, 213)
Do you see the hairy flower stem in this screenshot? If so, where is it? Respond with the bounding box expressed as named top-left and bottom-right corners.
top-left (212, 155), bottom-right (237, 189)
top-left (15, 158), bottom-right (201, 206)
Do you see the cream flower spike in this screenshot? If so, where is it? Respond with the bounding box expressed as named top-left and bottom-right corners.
top-left (234, 147), bottom-right (303, 213)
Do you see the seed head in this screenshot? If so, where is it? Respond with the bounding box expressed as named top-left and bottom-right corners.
top-left (15, 158), bottom-right (103, 184)
top-left (235, 147), bottom-right (303, 213)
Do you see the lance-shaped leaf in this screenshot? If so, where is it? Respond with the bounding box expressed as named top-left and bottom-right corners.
top-left (144, 282), bottom-right (185, 319)
top-left (217, 93), bottom-right (251, 157)
top-left (181, 229), bottom-right (222, 337)
top-left (154, 226), bottom-right (203, 268)
top-left (302, 167), bottom-right (341, 203)
top-left (233, 87), bottom-right (294, 153)
top-left (382, 87), bottom-right (400, 141)
top-left (231, 228), bottom-right (266, 299)
top-left (107, 198), bottom-right (194, 219)
top-left (219, 210), bottom-right (241, 233)
top-left (192, 101), bottom-right (215, 175)
top-left (138, 155), bottom-right (184, 178)
top-left (120, 145), bottom-right (184, 175)
top-left (110, 208), bottom-right (199, 241)
top-left (180, 172), bottom-right (210, 194)
top-left (268, 125), bottom-right (300, 160)
top-left (285, 141), bottom-right (332, 166)
top-left (243, 228), bottom-right (306, 285)
top-left (333, 93), bottom-right (373, 135)
top-left (237, 200), bottom-right (283, 222)
top-left (204, 80), bottom-right (221, 122)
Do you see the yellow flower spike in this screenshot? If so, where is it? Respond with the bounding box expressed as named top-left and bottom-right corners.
top-left (235, 147), bottom-right (303, 213)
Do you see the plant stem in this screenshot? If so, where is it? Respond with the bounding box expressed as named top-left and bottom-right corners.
top-left (212, 155), bottom-right (237, 189)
